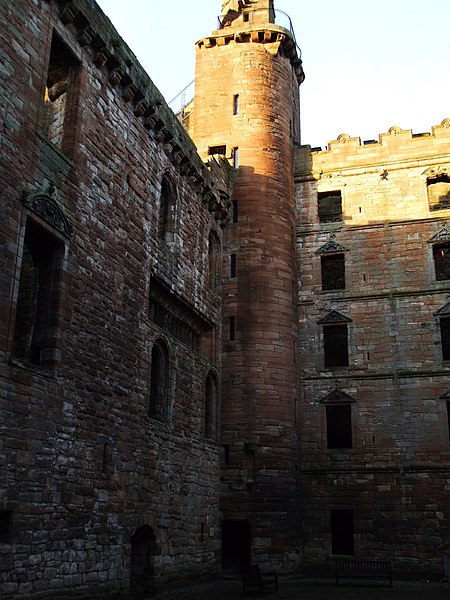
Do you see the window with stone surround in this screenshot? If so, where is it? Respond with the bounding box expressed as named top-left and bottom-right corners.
top-left (205, 371), bottom-right (218, 439)
top-left (326, 404), bottom-right (352, 449)
top-left (208, 145), bottom-right (226, 156)
top-left (230, 253), bottom-right (237, 278)
top-left (149, 339), bottom-right (170, 422)
top-left (318, 311), bottom-right (351, 369)
top-left (12, 217), bottom-right (64, 368)
top-left (330, 509), bottom-right (354, 555)
top-left (208, 230), bottom-right (221, 289)
top-left (433, 243), bottom-right (450, 280)
top-left (321, 254), bottom-right (345, 290)
top-left (158, 176), bottom-right (177, 242)
top-left (233, 94), bottom-right (239, 115)
top-left (43, 32), bottom-right (80, 154)
top-left (232, 201), bottom-right (238, 223)
top-left (427, 173), bottom-right (450, 211)
top-left (318, 191), bottom-right (342, 223)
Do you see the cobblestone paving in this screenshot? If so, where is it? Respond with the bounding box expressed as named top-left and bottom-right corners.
top-left (153, 576), bottom-right (450, 600)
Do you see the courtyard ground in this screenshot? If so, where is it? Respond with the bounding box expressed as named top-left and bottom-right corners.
top-left (153, 575), bottom-right (450, 600)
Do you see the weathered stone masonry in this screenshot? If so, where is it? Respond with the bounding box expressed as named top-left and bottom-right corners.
top-left (295, 123), bottom-right (450, 572)
top-left (0, 0), bottom-right (230, 597)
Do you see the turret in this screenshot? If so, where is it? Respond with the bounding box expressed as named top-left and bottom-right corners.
top-left (192, 0), bottom-right (304, 571)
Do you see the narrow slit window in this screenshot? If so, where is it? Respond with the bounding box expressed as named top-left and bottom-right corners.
top-left (230, 253), bottom-right (237, 278)
top-left (447, 401), bottom-right (450, 444)
top-left (229, 316), bottom-right (235, 341)
top-left (233, 94), bottom-right (239, 115)
top-left (0, 511), bottom-right (13, 544)
top-left (232, 201), bottom-right (238, 224)
top-left (233, 147), bottom-right (239, 169)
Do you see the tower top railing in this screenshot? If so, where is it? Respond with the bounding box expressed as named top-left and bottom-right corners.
top-left (217, 8), bottom-right (301, 57)
top-left (168, 80), bottom-right (195, 119)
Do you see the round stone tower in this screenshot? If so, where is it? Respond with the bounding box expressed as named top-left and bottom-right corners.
top-left (192, 0), bottom-right (304, 570)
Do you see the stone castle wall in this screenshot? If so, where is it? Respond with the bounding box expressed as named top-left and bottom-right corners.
top-left (295, 122), bottom-right (450, 572)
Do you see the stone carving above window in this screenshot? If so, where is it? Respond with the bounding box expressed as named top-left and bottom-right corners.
top-left (316, 236), bottom-right (347, 255)
top-left (22, 186), bottom-right (72, 238)
top-left (317, 310), bottom-right (351, 324)
top-left (428, 228), bottom-right (450, 244)
top-left (320, 389), bottom-right (356, 404)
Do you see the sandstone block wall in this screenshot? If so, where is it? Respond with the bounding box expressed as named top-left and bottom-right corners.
top-left (0, 0), bottom-right (229, 597)
top-left (295, 122), bottom-right (450, 572)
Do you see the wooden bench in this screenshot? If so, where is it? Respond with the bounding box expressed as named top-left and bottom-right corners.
top-left (335, 559), bottom-right (392, 586)
top-left (241, 564), bottom-right (278, 596)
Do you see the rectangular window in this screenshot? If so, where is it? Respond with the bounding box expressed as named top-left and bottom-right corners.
top-left (232, 201), bottom-right (238, 223)
top-left (326, 404), bottom-right (352, 449)
top-left (331, 509), bottom-right (354, 555)
top-left (440, 318), bottom-right (450, 361)
top-left (427, 175), bottom-right (450, 211)
top-left (318, 191), bottom-right (342, 223)
top-left (229, 316), bottom-right (236, 341)
top-left (233, 147), bottom-right (239, 169)
top-left (321, 254), bottom-right (345, 290)
top-left (208, 145), bottom-right (226, 156)
top-left (233, 94), bottom-right (239, 115)
top-left (223, 444), bottom-right (231, 465)
top-left (323, 325), bottom-right (349, 368)
top-left (12, 219), bottom-right (63, 368)
top-left (0, 511), bottom-right (13, 543)
top-left (433, 244), bottom-right (450, 280)
top-left (230, 253), bottom-right (237, 278)
top-left (43, 32), bottom-right (79, 154)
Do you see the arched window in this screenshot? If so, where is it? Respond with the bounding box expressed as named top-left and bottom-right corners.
top-left (205, 371), bottom-right (218, 439)
top-left (208, 230), bottom-right (221, 289)
top-left (158, 176), bottom-right (177, 242)
top-left (149, 339), bottom-right (170, 422)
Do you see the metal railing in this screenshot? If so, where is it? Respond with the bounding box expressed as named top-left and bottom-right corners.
top-left (168, 80), bottom-right (195, 119)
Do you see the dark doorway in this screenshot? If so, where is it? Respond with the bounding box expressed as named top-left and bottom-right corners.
top-left (130, 526), bottom-right (156, 599)
top-left (222, 520), bottom-right (251, 570)
top-left (330, 509), bottom-right (354, 555)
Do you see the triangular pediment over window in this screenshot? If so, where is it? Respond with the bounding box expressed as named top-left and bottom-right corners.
top-left (316, 239), bottom-right (347, 254)
top-left (317, 310), bottom-right (352, 324)
top-left (436, 301), bottom-right (450, 316)
top-left (321, 389), bottom-right (356, 404)
top-left (428, 228), bottom-right (450, 244)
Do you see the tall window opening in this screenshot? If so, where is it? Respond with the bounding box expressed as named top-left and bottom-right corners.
top-left (12, 219), bottom-right (63, 367)
top-left (205, 371), bottom-right (217, 439)
top-left (232, 200), bottom-right (238, 224)
top-left (330, 509), bottom-right (354, 555)
top-left (447, 401), bottom-right (450, 444)
top-left (149, 339), bottom-right (170, 422)
top-left (43, 32), bottom-right (79, 153)
top-left (233, 94), bottom-right (239, 115)
top-left (433, 243), bottom-right (450, 280)
top-left (229, 316), bottom-right (236, 341)
top-left (427, 174), bottom-right (450, 211)
top-left (318, 191), bottom-right (342, 223)
top-left (321, 254), bottom-right (345, 290)
top-left (230, 253), bottom-right (237, 278)
top-left (208, 230), bottom-right (221, 289)
top-left (440, 317), bottom-right (450, 361)
top-left (326, 404), bottom-right (352, 449)
top-left (232, 147), bottom-right (239, 169)
top-left (0, 511), bottom-right (13, 544)
top-left (158, 177), bottom-right (177, 242)
top-left (323, 325), bottom-right (349, 368)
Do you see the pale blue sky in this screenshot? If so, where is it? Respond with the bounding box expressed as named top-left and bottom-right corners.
top-left (96, 0), bottom-right (450, 149)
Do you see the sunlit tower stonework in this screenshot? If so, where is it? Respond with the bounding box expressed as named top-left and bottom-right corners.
top-left (192, 0), bottom-right (305, 570)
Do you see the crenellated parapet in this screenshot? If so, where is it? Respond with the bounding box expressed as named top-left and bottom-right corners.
top-left (42, 0), bottom-right (229, 221)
